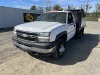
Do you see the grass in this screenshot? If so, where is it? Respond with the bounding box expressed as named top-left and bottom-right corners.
top-left (86, 17), bottom-right (98, 21)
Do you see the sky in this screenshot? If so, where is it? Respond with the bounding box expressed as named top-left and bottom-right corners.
top-left (0, 0), bottom-right (99, 12)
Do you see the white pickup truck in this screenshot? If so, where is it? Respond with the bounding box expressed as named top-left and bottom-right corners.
top-left (12, 9), bottom-right (86, 59)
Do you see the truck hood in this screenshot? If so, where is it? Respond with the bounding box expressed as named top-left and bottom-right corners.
top-left (15, 21), bottom-right (63, 32)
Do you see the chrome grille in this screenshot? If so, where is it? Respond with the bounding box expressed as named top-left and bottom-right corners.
top-left (16, 30), bottom-right (38, 41)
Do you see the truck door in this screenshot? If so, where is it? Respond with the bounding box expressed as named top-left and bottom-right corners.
top-left (68, 12), bottom-right (76, 39)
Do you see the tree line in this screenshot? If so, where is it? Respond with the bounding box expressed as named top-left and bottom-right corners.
top-left (30, 3), bottom-right (100, 19)
top-left (30, 4), bottom-right (63, 11)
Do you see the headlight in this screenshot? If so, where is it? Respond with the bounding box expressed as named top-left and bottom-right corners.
top-left (39, 32), bottom-right (50, 37)
top-left (13, 29), bottom-right (16, 36)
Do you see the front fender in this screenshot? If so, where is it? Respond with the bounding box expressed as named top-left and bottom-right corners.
top-left (50, 25), bottom-right (67, 42)
top-left (55, 31), bottom-right (67, 41)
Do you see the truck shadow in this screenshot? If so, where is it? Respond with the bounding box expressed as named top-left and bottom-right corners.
top-left (29, 33), bottom-right (99, 65)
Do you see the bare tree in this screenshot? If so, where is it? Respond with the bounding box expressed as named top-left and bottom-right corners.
top-left (45, 0), bottom-right (51, 11)
top-left (96, 3), bottom-right (100, 12)
top-left (37, 6), bottom-right (43, 12)
top-left (86, 1), bottom-right (92, 13)
top-left (81, 0), bottom-right (92, 15)
top-left (95, 2), bottom-right (100, 17)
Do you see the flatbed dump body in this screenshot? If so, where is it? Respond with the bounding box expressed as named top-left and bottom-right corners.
top-left (66, 9), bottom-right (86, 37)
top-left (67, 9), bottom-right (86, 29)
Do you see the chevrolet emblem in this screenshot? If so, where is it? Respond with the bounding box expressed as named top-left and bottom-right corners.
top-left (22, 34), bottom-right (28, 37)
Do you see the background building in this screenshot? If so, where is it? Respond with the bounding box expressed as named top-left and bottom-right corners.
top-left (0, 6), bottom-right (42, 29)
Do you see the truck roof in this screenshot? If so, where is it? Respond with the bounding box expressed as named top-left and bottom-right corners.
top-left (46, 9), bottom-right (85, 15)
top-left (47, 10), bottom-right (70, 13)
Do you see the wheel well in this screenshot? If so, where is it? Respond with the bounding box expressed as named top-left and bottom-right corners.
top-left (60, 34), bottom-right (67, 41)
top-left (56, 34), bottom-right (67, 41)
top-left (55, 31), bottom-right (67, 41)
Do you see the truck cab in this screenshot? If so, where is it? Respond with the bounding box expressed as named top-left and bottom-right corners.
top-left (12, 9), bottom-right (86, 59)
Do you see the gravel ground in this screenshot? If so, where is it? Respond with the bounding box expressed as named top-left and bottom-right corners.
top-left (0, 21), bottom-right (100, 75)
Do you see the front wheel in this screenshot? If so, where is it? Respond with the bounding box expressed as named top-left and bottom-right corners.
top-left (53, 39), bottom-right (66, 59)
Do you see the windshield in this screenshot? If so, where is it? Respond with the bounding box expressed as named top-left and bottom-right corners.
top-left (37, 12), bottom-right (66, 23)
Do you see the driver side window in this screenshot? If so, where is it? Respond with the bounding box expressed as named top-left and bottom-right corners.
top-left (68, 13), bottom-right (74, 24)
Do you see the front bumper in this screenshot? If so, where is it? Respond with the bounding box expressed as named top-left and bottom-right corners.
top-left (12, 36), bottom-right (56, 53)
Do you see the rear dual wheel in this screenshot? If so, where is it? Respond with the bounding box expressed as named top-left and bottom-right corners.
top-left (77, 28), bottom-right (84, 39)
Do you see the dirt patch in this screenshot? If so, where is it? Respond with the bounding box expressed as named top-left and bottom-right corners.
top-left (0, 21), bottom-right (100, 75)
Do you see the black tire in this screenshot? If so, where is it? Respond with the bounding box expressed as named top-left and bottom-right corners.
top-left (77, 30), bottom-right (83, 39)
top-left (53, 39), bottom-right (66, 59)
top-left (82, 28), bottom-right (84, 36)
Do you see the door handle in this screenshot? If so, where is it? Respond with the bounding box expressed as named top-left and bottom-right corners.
top-left (70, 23), bottom-right (74, 25)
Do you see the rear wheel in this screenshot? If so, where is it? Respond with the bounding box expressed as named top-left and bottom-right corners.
top-left (53, 39), bottom-right (66, 59)
top-left (77, 28), bottom-right (84, 39)
top-left (82, 28), bottom-right (84, 36)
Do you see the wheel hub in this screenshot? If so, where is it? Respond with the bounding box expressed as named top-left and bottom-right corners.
top-left (59, 44), bottom-right (65, 55)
